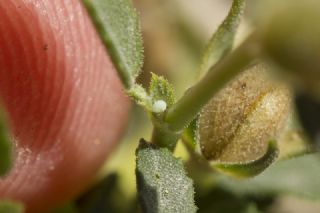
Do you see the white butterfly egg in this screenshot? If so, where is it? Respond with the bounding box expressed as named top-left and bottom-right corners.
top-left (152, 100), bottom-right (167, 113)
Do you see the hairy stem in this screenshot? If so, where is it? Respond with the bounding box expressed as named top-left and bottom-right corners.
top-left (151, 126), bottom-right (180, 151)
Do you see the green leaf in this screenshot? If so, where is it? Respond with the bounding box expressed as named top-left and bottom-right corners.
top-left (83, 0), bottom-right (144, 88)
top-left (136, 139), bottom-right (197, 213)
top-left (0, 107), bottom-right (12, 176)
top-left (213, 140), bottom-right (279, 178)
top-left (149, 73), bottom-right (175, 110)
top-left (0, 200), bottom-right (24, 213)
top-left (199, 0), bottom-right (245, 77)
top-left (128, 84), bottom-right (152, 111)
top-left (217, 153), bottom-right (320, 200)
top-left (182, 117), bottom-right (199, 150)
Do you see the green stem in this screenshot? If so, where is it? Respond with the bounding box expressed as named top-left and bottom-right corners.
top-left (165, 35), bottom-right (261, 132)
top-left (152, 122), bottom-right (180, 151)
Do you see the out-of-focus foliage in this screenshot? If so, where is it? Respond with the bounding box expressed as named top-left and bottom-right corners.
top-left (295, 93), bottom-right (320, 147)
top-left (196, 185), bottom-right (272, 213)
top-left (217, 154), bottom-right (320, 200)
top-left (0, 106), bottom-right (12, 176)
top-left (76, 173), bottom-right (137, 213)
top-left (51, 203), bottom-right (77, 213)
top-left (0, 200), bottom-right (24, 213)
top-left (255, 0), bottom-right (320, 99)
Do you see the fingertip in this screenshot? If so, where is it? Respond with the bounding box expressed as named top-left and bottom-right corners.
top-left (0, 0), bottom-right (130, 212)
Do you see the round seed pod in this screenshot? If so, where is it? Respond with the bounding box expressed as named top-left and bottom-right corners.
top-left (199, 64), bottom-right (291, 163)
top-left (257, 0), bottom-right (320, 99)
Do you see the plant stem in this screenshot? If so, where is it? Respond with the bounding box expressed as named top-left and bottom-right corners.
top-left (151, 126), bottom-right (180, 151)
top-left (165, 35), bottom-right (261, 132)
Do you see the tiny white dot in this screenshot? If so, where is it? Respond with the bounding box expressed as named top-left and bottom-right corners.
top-left (152, 100), bottom-right (167, 113)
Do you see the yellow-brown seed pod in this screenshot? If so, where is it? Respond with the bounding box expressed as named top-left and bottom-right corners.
top-left (199, 64), bottom-right (291, 163)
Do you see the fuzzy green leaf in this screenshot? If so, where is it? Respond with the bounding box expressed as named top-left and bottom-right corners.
top-left (0, 200), bottom-right (24, 213)
top-left (182, 117), bottom-right (199, 150)
top-left (149, 73), bottom-right (176, 109)
top-left (213, 140), bottom-right (279, 178)
top-left (199, 0), bottom-right (245, 77)
top-left (0, 107), bottom-right (12, 176)
top-left (82, 0), bottom-right (144, 88)
top-left (128, 84), bottom-right (152, 111)
top-left (136, 140), bottom-right (197, 213)
top-left (217, 153), bottom-right (320, 200)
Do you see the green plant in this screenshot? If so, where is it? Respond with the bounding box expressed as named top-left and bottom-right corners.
top-left (1, 0), bottom-right (320, 212)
